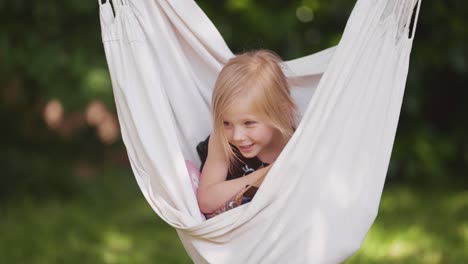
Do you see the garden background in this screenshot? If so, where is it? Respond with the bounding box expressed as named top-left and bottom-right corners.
top-left (1, 0), bottom-right (467, 263)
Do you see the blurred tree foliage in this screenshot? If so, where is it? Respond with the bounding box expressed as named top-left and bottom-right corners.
top-left (0, 1), bottom-right (113, 198)
top-left (0, 0), bottom-right (466, 198)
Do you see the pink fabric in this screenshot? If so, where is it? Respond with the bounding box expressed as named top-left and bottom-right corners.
top-left (185, 160), bottom-right (201, 194)
top-left (185, 160), bottom-right (206, 220)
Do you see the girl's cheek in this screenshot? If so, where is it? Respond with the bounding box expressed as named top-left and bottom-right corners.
top-left (224, 129), bottom-right (233, 141)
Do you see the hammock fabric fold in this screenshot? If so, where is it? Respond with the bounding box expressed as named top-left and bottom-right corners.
top-left (98, 0), bottom-right (421, 262)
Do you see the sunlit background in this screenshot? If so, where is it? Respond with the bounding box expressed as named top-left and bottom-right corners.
top-left (0, 0), bottom-right (467, 263)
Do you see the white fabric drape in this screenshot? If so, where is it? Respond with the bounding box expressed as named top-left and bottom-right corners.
top-left (98, 0), bottom-right (421, 262)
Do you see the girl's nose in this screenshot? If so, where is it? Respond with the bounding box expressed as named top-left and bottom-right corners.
top-left (232, 127), bottom-right (246, 142)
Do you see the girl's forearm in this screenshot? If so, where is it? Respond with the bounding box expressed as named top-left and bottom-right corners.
top-left (197, 166), bottom-right (269, 214)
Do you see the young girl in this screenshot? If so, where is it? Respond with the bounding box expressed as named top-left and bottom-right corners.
top-left (196, 50), bottom-right (298, 219)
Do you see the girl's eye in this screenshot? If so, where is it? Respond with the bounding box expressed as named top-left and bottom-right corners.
top-left (245, 121), bottom-right (256, 126)
top-left (223, 121), bottom-right (230, 126)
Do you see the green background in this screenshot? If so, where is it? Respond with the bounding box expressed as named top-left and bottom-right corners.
top-left (0, 0), bottom-right (466, 263)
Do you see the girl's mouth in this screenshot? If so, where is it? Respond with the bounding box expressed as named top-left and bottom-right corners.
top-left (239, 144), bottom-right (254, 152)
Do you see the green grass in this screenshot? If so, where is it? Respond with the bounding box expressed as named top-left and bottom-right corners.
top-left (348, 185), bottom-right (468, 264)
top-left (1, 168), bottom-right (466, 263)
top-left (0, 167), bottom-right (191, 264)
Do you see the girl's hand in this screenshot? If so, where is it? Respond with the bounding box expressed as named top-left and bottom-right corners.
top-left (251, 162), bottom-right (274, 187)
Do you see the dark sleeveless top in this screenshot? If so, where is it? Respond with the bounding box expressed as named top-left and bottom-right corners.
top-left (196, 135), bottom-right (268, 180)
top-left (196, 135), bottom-right (269, 219)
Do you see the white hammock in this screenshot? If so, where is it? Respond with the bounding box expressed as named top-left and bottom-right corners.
top-left (98, 0), bottom-right (421, 262)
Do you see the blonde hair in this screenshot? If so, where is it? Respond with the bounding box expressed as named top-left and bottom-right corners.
top-left (211, 50), bottom-right (298, 170)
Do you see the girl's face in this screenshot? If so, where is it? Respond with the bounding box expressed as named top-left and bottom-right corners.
top-left (222, 98), bottom-right (284, 163)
